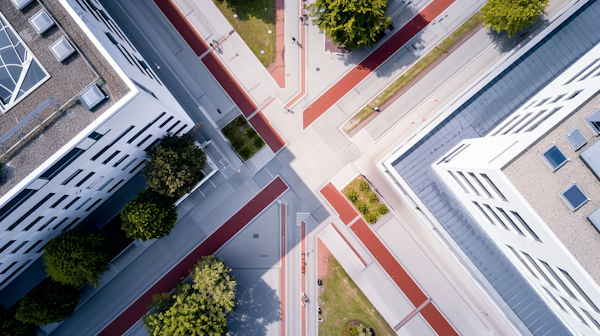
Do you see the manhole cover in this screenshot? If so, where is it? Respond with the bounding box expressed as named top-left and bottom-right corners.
top-left (253, 234), bottom-right (259, 238)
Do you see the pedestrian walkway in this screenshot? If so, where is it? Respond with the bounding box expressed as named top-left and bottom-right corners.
top-left (153, 0), bottom-right (286, 153)
top-left (267, 0), bottom-right (286, 88)
top-left (98, 177), bottom-right (288, 336)
top-left (301, 0), bottom-right (456, 129)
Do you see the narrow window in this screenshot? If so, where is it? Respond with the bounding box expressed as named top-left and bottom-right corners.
top-left (565, 90), bottom-right (583, 100)
top-left (550, 94), bottom-right (566, 103)
top-left (448, 171), bottom-right (468, 193)
top-left (7, 193), bottom-right (55, 231)
top-left (86, 199), bottom-right (103, 212)
top-left (76, 198), bottom-right (91, 211)
top-left (129, 160), bottom-right (147, 174)
top-left (1, 262), bottom-right (17, 274)
top-left (127, 112), bottom-right (165, 144)
top-left (136, 135), bottom-right (152, 147)
top-left (91, 125), bottom-right (134, 161)
top-left (121, 158), bottom-right (137, 171)
top-left (102, 151), bottom-right (120, 165)
top-left (108, 179), bottom-right (124, 192)
top-left (497, 208), bottom-right (524, 236)
top-left (559, 269), bottom-right (600, 313)
top-left (472, 202), bottom-right (494, 225)
top-left (539, 260), bottom-right (576, 299)
top-left (526, 107), bottom-right (561, 132)
top-left (484, 204), bottom-right (509, 230)
top-left (144, 139), bottom-right (161, 152)
top-left (166, 120), bottom-right (180, 133)
top-left (469, 173), bottom-right (492, 198)
top-left (62, 218), bottom-right (80, 232)
top-left (522, 252), bottom-right (555, 288)
top-left (63, 197), bottom-right (80, 210)
top-left (23, 216), bottom-right (43, 231)
top-left (542, 287), bottom-right (565, 311)
top-left (515, 110), bottom-right (545, 133)
top-left (11, 241), bottom-right (28, 254)
top-left (38, 217), bottom-right (57, 231)
top-left (113, 155), bottom-right (129, 167)
top-left (87, 176), bottom-right (104, 189)
top-left (562, 298), bottom-right (588, 325)
top-left (506, 246), bottom-right (537, 279)
top-left (0, 260), bottom-right (31, 287)
top-left (50, 195), bottom-right (69, 209)
top-left (97, 178), bottom-right (114, 191)
top-left (105, 32), bottom-right (118, 44)
top-left (0, 240), bottom-right (15, 254)
top-left (458, 172), bottom-right (479, 195)
top-left (511, 212), bottom-right (541, 242)
top-left (0, 189), bottom-right (37, 222)
top-left (75, 172), bottom-right (95, 188)
top-left (174, 125), bottom-right (187, 136)
top-left (88, 131), bottom-right (104, 141)
top-left (159, 116), bottom-right (173, 128)
top-left (61, 169), bottom-right (83, 185)
top-left (36, 242), bottom-right (49, 253)
top-left (52, 218), bottom-right (69, 230)
top-left (481, 174), bottom-right (507, 201)
top-left (24, 240), bottom-right (43, 254)
top-left (40, 148), bottom-right (85, 180)
top-left (581, 309), bottom-right (600, 330)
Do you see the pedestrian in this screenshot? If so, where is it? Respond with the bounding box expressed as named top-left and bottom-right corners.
top-left (374, 106), bottom-right (381, 112)
top-left (292, 37), bottom-right (296, 44)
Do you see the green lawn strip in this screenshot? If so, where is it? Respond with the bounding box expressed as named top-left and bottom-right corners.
top-left (342, 177), bottom-right (388, 224)
top-left (319, 255), bottom-right (396, 336)
top-left (221, 115), bottom-right (265, 161)
top-left (213, 0), bottom-right (276, 67)
top-left (342, 12), bottom-right (483, 134)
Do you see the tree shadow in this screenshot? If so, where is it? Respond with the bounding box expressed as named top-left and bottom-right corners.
top-left (227, 270), bottom-right (281, 336)
top-left (214, 0), bottom-right (276, 25)
top-left (487, 17), bottom-right (550, 54)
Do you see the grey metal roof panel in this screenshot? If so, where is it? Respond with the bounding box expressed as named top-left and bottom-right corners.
top-left (390, 1), bottom-right (600, 334)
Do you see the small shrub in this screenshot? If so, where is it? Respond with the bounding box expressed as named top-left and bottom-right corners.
top-left (253, 136), bottom-right (265, 150)
top-left (377, 204), bottom-right (389, 216)
top-left (366, 191), bottom-right (378, 204)
top-left (344, 323), bottom-right (373, 336)
top-left (355, 201), bottom-right (369, 215)
top-left (358, 179), bottom-right (369, 191)
top-left (345, 189), bottom-right (359, 203)
top-left (364, 212), bottom-right (379, 224)
top-left (234, 115), bottom-right (247, 127)
top-left (238, 146), bottom-right (252, 160)
top-left (245, 128), bottom-right (256, 138)
top-left (231, 135), bottom-right (245, 149)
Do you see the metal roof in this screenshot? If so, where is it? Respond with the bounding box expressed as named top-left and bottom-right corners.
top-left (390, 0), bottom-right (600, 334)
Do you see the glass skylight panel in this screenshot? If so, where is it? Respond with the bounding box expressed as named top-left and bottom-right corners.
top-left (561, 183), bottom-right (589, 211)
top-left (79, 84), bottom-right (107, 110)
top-left (586, 108), bottom-right (600, 135)
top-left (541, 144), bottom-right (568, 171)
top-left (565, 128), bottom-right (587, 151)
top-left (10, 0), bottom-right (34, 11)
top-left (29, 10), bottom-right (54, 35)
top-left (0, 12), bottom-right (49, 112)
top-left (49, 37), bottom-right (75, 62)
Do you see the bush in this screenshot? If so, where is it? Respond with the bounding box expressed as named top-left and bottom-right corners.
top-left (366, 191), bottom-right (378, 204)
top-left (355, 201), bottom-right (369, 215)
top-left (481, 0), bottom-right (548, 37)
top-left (238, 146), bottom-right (252, 160)
top-left (377, 204), bottom-right (389, 216)
top-left (121, 189), bottom-right (178, 242)
top-left (144, 134), bottom-right (207, 198)
top-left (15, 280), bottom-right (80, 325)
top-left (358, 179), bottom-right (369, 191)
top-left (143, 257), bottom-right (236, 335)
top-left (364, 212), bottom-right (379, 224)
top-left (253, 136), bottom-right (265, 150)
top-left (345, 324), bottom-right (373, 336)
top-left (345, 189), bottom-right (359, 203)
top-left (43, 227), bottom-right (111, 287)
top-left (0, 305), bottom-right (35, 336)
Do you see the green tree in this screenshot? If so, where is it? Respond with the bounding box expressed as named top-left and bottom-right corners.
top-left (308, 0), bottom-right (391, 50)
top-left (0, 305), bottom-right (35, 336)
top-left (121, 189), bottom-right (178, 242)
top-left (481, 0), bottom-right (548, 37)
top-left (43, 227), bottom-right (111, 287)
top-left (143, 257), bottom-right (236, 336)
top-left (15, 280), bottom-right (80, 325)
top-left (144, 134), bottom-right (207, 198)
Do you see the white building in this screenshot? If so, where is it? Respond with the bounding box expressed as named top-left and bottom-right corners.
top-left (0, 0), bottom-right (194, 290)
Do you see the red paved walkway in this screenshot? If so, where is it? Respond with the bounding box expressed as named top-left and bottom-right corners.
top-left (302, 0), bottom-right (456, 129)
top-left (267, 0), bottom-right (285, 87)
top-left (280, 203), bottom-right (286, 336)
top-left (98, 177), bottom-right (288, 336)
top-left (154, 0), bottom-right (286, 152)
top-left (320, 182), bottom-right (358, 225)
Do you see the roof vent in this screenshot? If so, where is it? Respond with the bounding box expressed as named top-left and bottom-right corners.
top-left (49, 37), bottom-right (76, 62)
top-left (79, 85), bottom-right (107, 110)
top-left (29, 10), bottom-right (55, 35)
top-left (10, 0), bottom-right (34, 10)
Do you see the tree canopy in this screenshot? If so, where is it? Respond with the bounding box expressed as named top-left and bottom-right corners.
top-left (481, 0), bottom-right (549, 37)
top-left (43, 227), bottom-right (112, 287)
top-left (121, 189), bottom-right (178, 242)
top-left (308, 0), bottom-right (391, 50)
top-left (144, 134), bottom-right (207, 198)
top-left (0, 305), bottom-right (35, 336)
top-left (143, 256), bottom-right (236, 336)
top-left (15, 280), bottom-right (80, 325)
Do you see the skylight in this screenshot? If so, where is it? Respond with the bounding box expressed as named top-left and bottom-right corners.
top-left (565, 128), bottom-right (587, 151)
top-left (560, 183), bottom-right (589, 211)
top-left (541, 144), bottom-right (568, 171)
top-left (0, 13), bottom-right (50, 113)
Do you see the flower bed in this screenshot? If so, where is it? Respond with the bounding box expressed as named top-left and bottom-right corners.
top-left (343, 177), bottom-right (388, 224)
top-left (221, 115), bottom-right (265, 161)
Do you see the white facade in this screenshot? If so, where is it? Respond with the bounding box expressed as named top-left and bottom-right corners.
top-left (0, 0), bottom-right (194, 289)
top-left (431, 41), bottom-right (600, 335)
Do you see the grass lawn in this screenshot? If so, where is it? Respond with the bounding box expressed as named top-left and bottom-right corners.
top-left (342, 177), bottom-right (388, 224)
top-left (342, 12), bottom-right (483, 134)
top-left (319, 255), bottom-right (396, 336)
top-left (213, 0), bottom-right (276, 67)
top-left (221, 115), bottom-right (265, 161)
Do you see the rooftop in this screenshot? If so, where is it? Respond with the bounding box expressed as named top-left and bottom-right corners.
top-left (503, 91), bottom-right (600, 285)
top-left (0, 0), bottom-right (129, 199)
